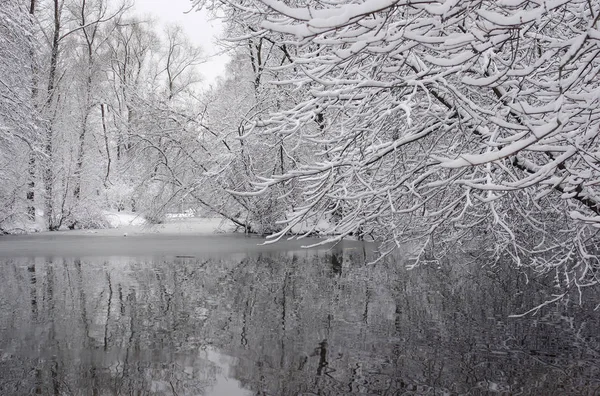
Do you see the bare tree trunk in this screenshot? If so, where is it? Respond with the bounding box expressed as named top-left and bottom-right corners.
top-left (73, 0), bottom-right (95, 200)
top-left (44, 0), bottom-right (60, 231)
top-left (101, 104), bottom-right (111, 187)
top-left (73, 108), bottom-right (90, 200)
top-left (73, 93), bottom-right (91, 201)
top-left (27, 155), bottom-right (36, 220)
top-left (27, 0), bottom-right (37, 221)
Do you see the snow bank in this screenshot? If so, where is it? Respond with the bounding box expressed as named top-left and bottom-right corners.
top-left (57, 214), bottom-right (237, 237)
top-left (103, 211), bottom-right (147, 228)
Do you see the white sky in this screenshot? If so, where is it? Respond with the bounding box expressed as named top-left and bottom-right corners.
top-left (132, 0), bottom-right (229, 87)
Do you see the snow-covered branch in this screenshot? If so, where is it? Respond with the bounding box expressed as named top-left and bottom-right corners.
top-left (195, 0), bottom-right (600, 296)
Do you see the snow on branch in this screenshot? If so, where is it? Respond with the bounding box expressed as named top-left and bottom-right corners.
top-left (198, 0), bottom-right (600, 301)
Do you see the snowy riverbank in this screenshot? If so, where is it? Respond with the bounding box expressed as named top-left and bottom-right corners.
top-left (0, 212), bottom-right (370, 258)
top-left (57, 212), bottom-right (239, 237)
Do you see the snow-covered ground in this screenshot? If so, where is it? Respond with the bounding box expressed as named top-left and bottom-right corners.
top-left (91, 211), bottom-right (336, 238)
top-left (103, 211), bottom-right (147, 228)
top-left (53, 211), bottom-right (238, 237)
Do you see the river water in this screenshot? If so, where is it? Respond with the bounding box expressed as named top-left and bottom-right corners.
top-left (0, 234), bottom-right (599, 395)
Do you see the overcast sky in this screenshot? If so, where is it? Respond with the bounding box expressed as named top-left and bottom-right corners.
top-left (132, 0), bottom-right (229, 87)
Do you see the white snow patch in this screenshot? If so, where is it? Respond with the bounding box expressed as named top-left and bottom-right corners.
top-left (289, 218), bottom-right (334, 236)
top-left (143, 218), bottom-right (237, 235)
top-left (103, 211), bottom-right (147, 228)
top-left (570, 211), bottom-right (600, 225)
top-left (37, 216), bottom-right (238, 237)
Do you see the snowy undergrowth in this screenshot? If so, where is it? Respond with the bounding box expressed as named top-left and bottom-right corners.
top-left (50, 213), bottom-right (238, 236)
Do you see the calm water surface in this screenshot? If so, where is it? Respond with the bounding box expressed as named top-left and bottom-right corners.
top-left (0, 234), bottom-right (599, 395)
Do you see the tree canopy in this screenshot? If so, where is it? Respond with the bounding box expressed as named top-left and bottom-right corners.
top-left (194, 0), bottom-right (600, 294)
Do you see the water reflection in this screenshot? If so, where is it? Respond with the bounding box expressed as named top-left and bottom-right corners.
top-left (0, 246), bottom-right (599, 395)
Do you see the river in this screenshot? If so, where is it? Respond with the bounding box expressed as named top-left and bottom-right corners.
top-left (0, 233), bottom-right (599, 395)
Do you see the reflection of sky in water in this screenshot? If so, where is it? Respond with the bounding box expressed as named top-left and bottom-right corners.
top-left (0, 236), bottom-right (599, 395)
top-left (205, 348), bottom-right (253, 396)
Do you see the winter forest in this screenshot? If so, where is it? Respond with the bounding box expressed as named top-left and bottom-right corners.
top-left (1, 0), bottom-right (600, 298)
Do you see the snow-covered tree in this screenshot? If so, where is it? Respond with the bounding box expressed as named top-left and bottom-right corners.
top-left (196, 38), bottom-right (319, 234)
top-left (194, 0), bottom-right (600, 296)
top-left (33, 0), bottom-right (131, 230)
top-left (102, 17), bottom-right (209, 223)
top-left (0, 0), bottom-right (38, 232)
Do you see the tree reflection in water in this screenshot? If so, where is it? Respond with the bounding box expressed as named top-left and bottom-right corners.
top-left (0, 247), bottom-right (599, 395)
